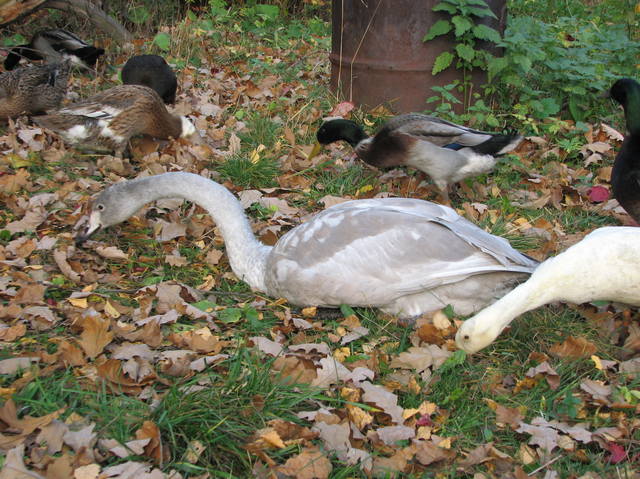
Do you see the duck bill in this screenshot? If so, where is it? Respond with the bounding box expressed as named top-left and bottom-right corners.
top-left (307, 141), bottom-right (323, 161)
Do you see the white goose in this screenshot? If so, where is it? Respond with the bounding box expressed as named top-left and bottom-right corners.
top-left (76, 172), bottom-right (538, 317)
top-left (456, 227), bottom-right (640, 353)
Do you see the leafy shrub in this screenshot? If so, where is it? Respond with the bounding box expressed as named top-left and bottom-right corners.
top-left (488, 16), bottom-right (640, 122)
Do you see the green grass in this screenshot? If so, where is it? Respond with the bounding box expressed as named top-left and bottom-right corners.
top-left (13, 369), bottom-right (149, 443)
top-left (215, 154), bottom-right (281, 188)
top-left (304, 164), bottom-right (378, 203)
top-left (153, 349), bottom-right (328, 475)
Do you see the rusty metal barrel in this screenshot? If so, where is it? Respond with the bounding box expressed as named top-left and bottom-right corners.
top-left (330, 0), bottom-right (506, 114)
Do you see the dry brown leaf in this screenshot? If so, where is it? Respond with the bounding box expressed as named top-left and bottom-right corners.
top-left (360, 381), bottom-right (405, 425)
top-left (375, 425), bottom-right (415, 445)
top-left (516, 420), bottom-right (559, 453)
top-left (549, 336), bottom-right (597, 359)
top-left (0, 357), bottom-right (38, 375)
top-left (277, 446), bottom-right (333, 479)
top-left (135, 421), bottom-right (167, 464)
top-left (0, 444), bottom-right (45, 479)
top-left (525, 361), bottom-right (560, 390)
top-left (0, 323), bottom-right (26, 341)
top-left (95, 246), bottom-right (129, 260)
top-left (53, 248), bottom-right (81, 282)
top-left (78, 316), bottom-right (114, 359)
top-left (371, 445), bottom-right (414, 477)
top-left (580, 379), bottom-right (611, 403)
top-left (414, 440), bottom-right (454, 466)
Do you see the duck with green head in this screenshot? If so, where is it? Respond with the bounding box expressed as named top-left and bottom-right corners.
top-left (609, 78), bottom-right (640, 223)
top-left (309, 114), bottom-right (522, 203)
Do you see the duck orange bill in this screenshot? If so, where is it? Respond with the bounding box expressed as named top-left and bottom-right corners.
top-left (307, 141), bottom-right (323, 161)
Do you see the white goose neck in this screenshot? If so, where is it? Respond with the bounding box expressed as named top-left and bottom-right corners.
top-left (130, 172), bottom-right (271, 291)
top-left (462, 263), bottom-right (556, 352)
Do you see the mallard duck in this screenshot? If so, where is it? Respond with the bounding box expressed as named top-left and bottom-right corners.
top-left (122, 55), bottom-right (177, 104)
top-left (76, 172), bottom-right (538, 318)
top-left (456, 227), bottom-right (640, 353)
top-left (34, 85), bottom-right (196, 156)
top-left (609, 78), bottom-right (640, 223)
top-left (0, 61), bottom-right (70, 120)
top-left (4, 29), bottom-right (104, 71)
top-left (310, 114), bottom-right (523, 202)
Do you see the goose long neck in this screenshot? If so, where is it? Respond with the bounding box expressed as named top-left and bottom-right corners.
top-left (133, 173), bottom-right (271, 291)
top-left (469, 262), bottom-right (557, 341)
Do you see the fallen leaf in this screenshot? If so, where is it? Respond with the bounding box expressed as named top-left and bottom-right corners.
top-left (277, 446), bottom-right (333, 479)
top-left (78, 316), bottom-right (114, 359)
top-left (549, 336), bottom-right (597, 359)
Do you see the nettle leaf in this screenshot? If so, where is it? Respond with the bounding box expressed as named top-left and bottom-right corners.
top-left (153, 32), bottom-right (171, 52)
top-left (255, 4), bottom-right (280, 21)
top-left (432, 51), bottom-right (454, 75)
top-left (473, 24), bottom-right (501, 42)
top-left (455, 43), bottom-right (476, 62)
top-left (467, 6), bottom-right (497, 18)
top-left (487, 56), bottom-right (507, 82)
top-left (452, 16), bottom-right (473, 36)
top-left (512, 54), bottom-right (533, 72)
top-left (423, 20), bottom-right (452, 41)
top-left (433, 2), bottom-right (458, 14)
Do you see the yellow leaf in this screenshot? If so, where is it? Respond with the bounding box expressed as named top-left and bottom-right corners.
top-left (357, 184), bottom-right (373, 195)
top-left (104, 301), bottom-right (121, 319)
top-left (333, 347), bottom-right (350, 362)
top-left (249, 144), bottom-right (267, 164)
top-left (636, 2), bottom-right (640, 14)
top-left (363, 118), bottom-right (375, 127)
top-left (68, 297), bottom-right (88, 308)
top-left (0, 387), bottom-right (16, 399)
top-left (491, 186), bottom-right (501, 197)
top-left (6, 154), bottom-right (33, 168)
top-left (301, 306), bottom-right (317, 318)
top-left (347, 404), bottom-right (374, 430)
top-left (249, 149), bottom-right (260, 164)
top-left (591, 355), bottom-right (603, 370)
top-left (260, 429), bottom-right (286, 449)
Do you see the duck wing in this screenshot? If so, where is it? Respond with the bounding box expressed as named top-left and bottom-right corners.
top-left (380, 114), bottom-right (522, 155)
top-left (265, 198), bottom-right (537, 309)
top-left (38, 30), bottom-right (89, 51)
top-left (58, 85), bottom-right (158, 118)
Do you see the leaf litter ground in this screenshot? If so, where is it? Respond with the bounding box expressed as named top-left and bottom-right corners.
top-left (0, 15), bottom-right (639, 479)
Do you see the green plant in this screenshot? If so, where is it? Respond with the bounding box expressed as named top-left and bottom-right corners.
top-left (424, 0), bottom-right (501, 75)
top-left (488, 16), bottom-right (639, 122)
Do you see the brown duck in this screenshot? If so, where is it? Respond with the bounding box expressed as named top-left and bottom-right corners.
top-left (0, 61), bottom-right (70, 120)
top-left (34, 84), bottom-right (196, 155)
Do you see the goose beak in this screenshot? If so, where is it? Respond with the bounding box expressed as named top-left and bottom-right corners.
top-left (74, 212), bottom-right (102, 245)
top-left (307, 141), bottom-right (323, 161)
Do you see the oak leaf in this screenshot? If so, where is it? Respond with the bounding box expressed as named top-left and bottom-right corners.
top-left (78, 316), bottom-right (114, 359)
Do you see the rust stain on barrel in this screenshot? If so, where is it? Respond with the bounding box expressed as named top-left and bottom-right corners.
top-left (330, 0), bottom-right (505, 114)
